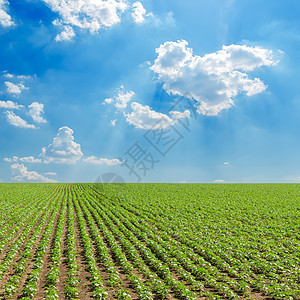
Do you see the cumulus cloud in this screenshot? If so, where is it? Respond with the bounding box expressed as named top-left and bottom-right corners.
top-left (42, 126), bottom-right (83, 164)
top-left (10, 164), bottom-right (58, 183)
top-left (151, 40), bottom-right (279, 115)
top-left (55, 25), bottom-right (75, 42)
top-left (105, 86), bottom-right (135, 110)
top-left (28, 102), bottom-right (47, 123)
top-left (124, 102), bottom-right (175, 130)
top-left (169, 110), bottom-right (191, 120)
top-left (83, 156), bottom-right (122, 166)
top-left (224, 162), bottom-right (230, 165)
top-left (214, 179), bottom-right (225, 183)
top-left (0, 100), bottom-right (23, 109)
top-left (5, 111), bottom-right (36, 129)
top-left (131, 2), bottom-right (152, 24)
top-left (0, 0), bottom-right (14, 27)
top-left (42, 0), bottom-right (127, 39)
top-left (5, 81), bottom-right (28, 95)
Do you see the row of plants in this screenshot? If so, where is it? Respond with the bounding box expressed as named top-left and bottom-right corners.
top-left (99, 197), bottom-right (244, 299)
top-left (83, 187), bottom-right (207, 300)
top-left (75, 185), bottom-right (152, 300)
top-left (95, 183), bottom-right (300, 299)
top-left (63, 188), bottom-right (81, 299)
top-left (44, 188), bottom-right (68, 299)
top-left (0, 188), bottom-right (52, 256)
top-left (2, 187), bottom-right (62, 298)
top-left (0, 187), bottom-right (57, 283)
top-left (72, 188), bottom-right (108, 299)
top-left (119, 199), bottom-right (299, 298)
top-left (20, 187), bottom-right (65, 299)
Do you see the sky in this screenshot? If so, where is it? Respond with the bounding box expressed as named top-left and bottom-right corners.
top-left (0, 0), bottom-right (300, 183)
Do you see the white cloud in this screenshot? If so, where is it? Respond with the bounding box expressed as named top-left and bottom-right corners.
top-left (83, 156), bottom-right (122, 166)
top-left (28, 102), bottom-right (47, 123)
top-left (3, 156), bottom-right (19, 162)
top-left (3, 73), bottom-right (33, 80)
top-left (110, 119), bottom-right (117, 126)
top-left (197, 100), bottom-right (234, 116)
top-left (224, 162), bottom-right (230, 165)
top-left (3, 73), bottom-right (13, 78)
top-left (131, 2), bottom-right (152, 24)
top-left (169, 110), bottom-right (190, 120)
top-left (55, 25), bottom-right (75, 42)
top-left (10, 164), bottom-right (58, 183)
top-left (42, 0), bottom-right (128, 39)
top-left (124, 102), bottom-right (175, 130)
top-left (5, 111), bottom-right (36, 129)
top-left (0, 0), bottom-right (14, 27)
top-left (0, 100), bottom-right (23, 109)
top-left (19, 156), bottom-right (42, 163)
top-left (105, 86), bottom-right (135, 110)
top-left (214, 179), bottom-right (225, 183)
top-left (4, 156), bottom-right (41, 163)
top-left (41, 126), bottom-right (83, 164)
top-left (151, 40), bottom-right (279, 116)
top-left (44, 172), bottom-right (57, 176)
top-left (104, 98), bottom-right (114, 104)
top-left (5, 81), bottom-right (28, 95)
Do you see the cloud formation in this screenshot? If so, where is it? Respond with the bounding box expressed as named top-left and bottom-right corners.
top-left (104, 86), bottom-right (135, 110)
top-left (0, 0), bottom-right (14, 27)
top-left (28, 102), bottom-right (47, 123)
top-left (0, 100), bottom-right (23, 109)
top-left (10, 163), bottom-right (58, 183)
top-left (169, 110), bottom-right (191, 120)
top-left (5, 81), bottom-right (28, 95)
top-left (151, 40), bottom-right (279, 115)
top-left (42, 0), bottom-right (127, 40)
top-left (83, 156), bottom-right (122, 165)
top-left (55, 25), bottom-right (75, 42)
top-left (131, 2), bottom-right (152, 24)
top-left (5, 111), bottom-right (36, 129)
top-left (4, 156), bottom-right (42, 163)
top-left (42, 126), bottom-right (83, 164)
top-left (124, 102), bottom-right (175, 130)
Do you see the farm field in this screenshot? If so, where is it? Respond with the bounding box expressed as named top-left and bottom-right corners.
top-left (0, 184), bottom-right (299, 300)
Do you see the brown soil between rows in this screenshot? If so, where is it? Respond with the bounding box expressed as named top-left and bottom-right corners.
top-left (57, 200), bottom-right (68, 299)
top-left (33, 192), bottom-right (64, 300)
top-left (72, 199), bottom-right (95, 300)
top-left (84, 197), bottom-right (175, 300)
top-left (74, 195), bottom-right (140, 300)
top-left (0, 197), bottom-right (55, 297)
top-left (0, 198), bottom-right (48, 264)
top-left (93, 193), bottom-right (272, 300)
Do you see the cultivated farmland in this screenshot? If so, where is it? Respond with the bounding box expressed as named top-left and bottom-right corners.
top-left (0, 183), bottom-right (299, 299)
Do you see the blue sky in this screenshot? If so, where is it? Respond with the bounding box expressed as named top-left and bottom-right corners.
top-left (0, 0), bottom-right (299, 183)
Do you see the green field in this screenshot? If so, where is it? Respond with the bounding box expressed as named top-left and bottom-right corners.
top-left (0, 183), bottom-right (299, 299)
